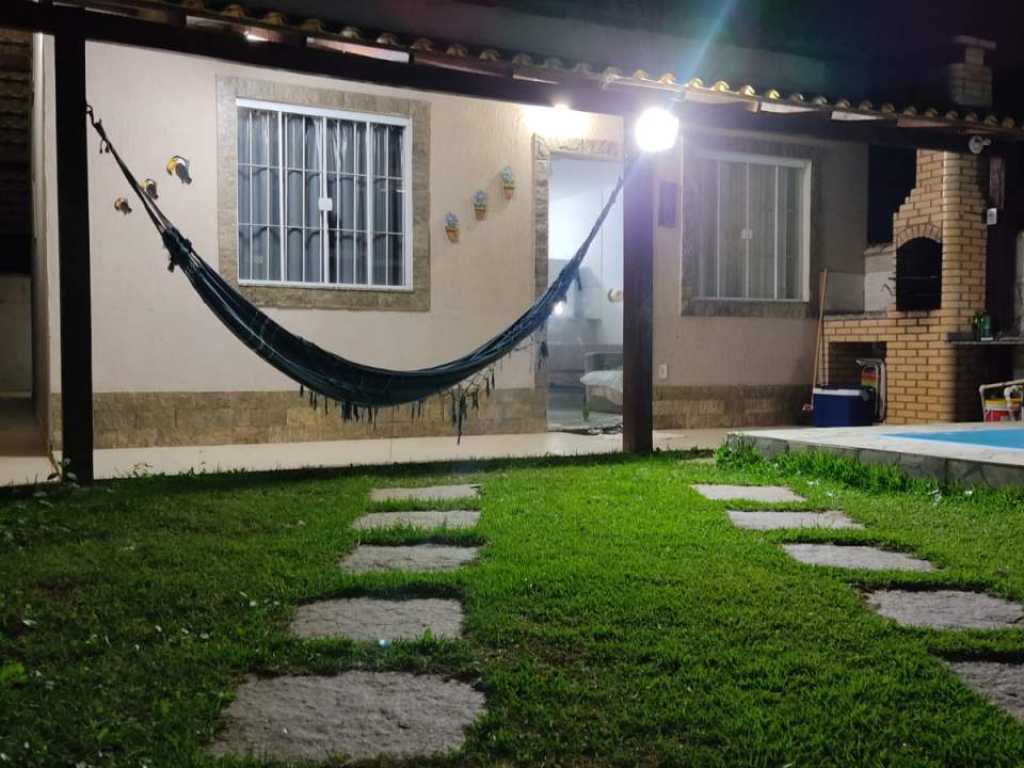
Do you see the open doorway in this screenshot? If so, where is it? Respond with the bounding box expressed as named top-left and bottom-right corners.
top-left (0, 27), bottom-right (43, 455)
top-left (546, 154), bottom-right (624, 432)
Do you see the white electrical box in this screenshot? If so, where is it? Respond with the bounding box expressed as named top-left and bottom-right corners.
top-left (987, 207), bottom-right (999, 226)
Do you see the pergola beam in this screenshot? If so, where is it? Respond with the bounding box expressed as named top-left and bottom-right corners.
top-left (0, 1), bottom-right (634, 117)
top-left (676, 102), bottom-right (1017, 154)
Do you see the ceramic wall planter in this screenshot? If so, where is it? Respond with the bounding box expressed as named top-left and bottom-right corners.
top-left (501, 165), bottom-right (515, 199)
top-left (445, 212), bottom-right (459, 242)
top-left (473, 190), bottom-right (488, 220)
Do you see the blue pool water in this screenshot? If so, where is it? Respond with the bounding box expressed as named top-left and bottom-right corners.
top-left (889, 427), bottom-right (1024, 450)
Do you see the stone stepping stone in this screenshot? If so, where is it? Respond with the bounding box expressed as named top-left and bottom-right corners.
top-left (370, 484), bottom-right (480, 502)
top-left (865, 589), bottom-right (1024, 630)
top-left (339, 544), bottom-right (480, 573)
top-left (782, 544), bottom-right (935, 572)
top-left (727, 510), bottom-right (863, 530)
top-left (206, 671), bottom-right (485, 763)
top-left (353, 510), bottom-right (480, 531)
top-left (290, 598), bottom-right (464, 641)
top-left (692, 484), bottom-right (805, 503)
top-left (949, 661), bottom-right (1024, 721)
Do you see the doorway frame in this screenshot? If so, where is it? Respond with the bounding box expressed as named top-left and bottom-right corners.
top-left (532, 135), bottom-right (623, 428)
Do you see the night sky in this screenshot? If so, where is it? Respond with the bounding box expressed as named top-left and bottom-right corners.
top-left (266, 1), bottom-right (1024, 112)
top-left (479, 0), bottom-right (1024, 68)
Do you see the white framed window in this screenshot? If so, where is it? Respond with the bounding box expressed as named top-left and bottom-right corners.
top-left (693, 150), bottom-right (811, 301)
top-left (236, 99), bottom-right (413, 290)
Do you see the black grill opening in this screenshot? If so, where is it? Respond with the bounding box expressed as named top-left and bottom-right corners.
top-left (896, 237), bottom-right (942, 311)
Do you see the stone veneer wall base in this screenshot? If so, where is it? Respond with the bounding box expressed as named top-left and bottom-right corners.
top-left (654, 385), bottom-right (806, 429)
top-left (49, 389), bottom-right (545, 449)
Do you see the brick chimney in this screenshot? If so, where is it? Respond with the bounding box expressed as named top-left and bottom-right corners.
top-left (948, 35), bottom-right (995, 109)
top-left (822, 34), bottom-right (1000, 425)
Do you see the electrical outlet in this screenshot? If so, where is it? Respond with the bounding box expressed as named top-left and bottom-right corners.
top-left (657, 363), bottom-right (669, 380)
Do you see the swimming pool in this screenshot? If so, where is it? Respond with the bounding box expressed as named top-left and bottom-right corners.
top-left (888, 427), bottom-right (1024, 450)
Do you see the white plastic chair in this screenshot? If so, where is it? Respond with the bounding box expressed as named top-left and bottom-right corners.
top-left (979, 378), bottom-right (1024, 422)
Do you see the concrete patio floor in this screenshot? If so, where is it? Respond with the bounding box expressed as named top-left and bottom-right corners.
top-left (0, 428), bottom-right (728, 487)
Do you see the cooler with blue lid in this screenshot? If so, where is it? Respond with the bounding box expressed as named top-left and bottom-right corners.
top-left (812, 386), bottom-right (875, 427)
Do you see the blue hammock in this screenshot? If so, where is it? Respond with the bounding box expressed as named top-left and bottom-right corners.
top-left (88, 108), bottom-right (630, 427)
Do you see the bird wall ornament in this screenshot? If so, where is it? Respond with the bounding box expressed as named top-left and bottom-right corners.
top-left (113, 197), bottom-right (132, 215)
top-left (165, 155), bottom-right (192, 185)
top-left (143, 178), bottom-right (159, 199)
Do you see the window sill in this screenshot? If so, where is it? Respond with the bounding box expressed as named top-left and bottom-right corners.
top-left (239, 280), bottom-right (415, 294)
top-left (234, 280), bottom-right (428, 312)
top-left (681, 298), bottom-right (813, 319)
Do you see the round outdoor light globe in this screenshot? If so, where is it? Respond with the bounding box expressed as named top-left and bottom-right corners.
top-left (635, 106), bottom-right (679, 153)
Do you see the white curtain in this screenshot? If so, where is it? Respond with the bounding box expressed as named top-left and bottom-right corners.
top-left (238, 107), bottom-right (405, 288)
top-left (697, 156), bottom-right (803, 300)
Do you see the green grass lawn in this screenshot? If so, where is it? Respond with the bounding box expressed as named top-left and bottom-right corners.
top-left (3, 448), bottom-right (1024, 767)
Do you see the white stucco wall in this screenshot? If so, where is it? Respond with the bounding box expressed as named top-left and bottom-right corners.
top-left (40, 41), bottom-right (622, 395)
top-left (37, 41), bottom-right (868, 403)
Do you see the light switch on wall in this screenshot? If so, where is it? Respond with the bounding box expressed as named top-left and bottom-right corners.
top-left (657, 363), bottom-right (669, 380)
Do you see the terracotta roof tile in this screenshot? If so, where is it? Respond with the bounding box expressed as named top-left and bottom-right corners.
top-left (80, 0), bottom-right (1024, 137)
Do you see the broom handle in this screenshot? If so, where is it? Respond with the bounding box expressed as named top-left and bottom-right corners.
top-left (811, 269), bottom-right (829, 392)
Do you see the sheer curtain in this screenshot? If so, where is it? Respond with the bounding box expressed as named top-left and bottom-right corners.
top-left (696, 155), bottom-right (804, 301)
top-left (238, 106), bottom-right (407, 289)
top-left (325, 119), bottom-right (368, 285)
top-left (371, 124), bottom-right (406, 287)
top-left (748, 163), bottom-right (776, 299)
top-left (237, 108), bottom-right (281, 282)
top-left (718, 160), bottom-right (746, 298)
top-left (777, 166), bottom-right (803, 300)
top-left (283, 113), bottom-right (316, 283)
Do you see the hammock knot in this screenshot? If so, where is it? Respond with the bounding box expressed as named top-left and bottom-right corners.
top-left (160, 228), bottom-right (193, 273)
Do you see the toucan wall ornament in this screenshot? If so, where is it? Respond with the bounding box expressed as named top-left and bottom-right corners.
top-left (113, 197), bottom-right (132, 215)
top-left (143, 178), bottom-right (159, 199)
top-left (166, 155), bottom-right (192, 185)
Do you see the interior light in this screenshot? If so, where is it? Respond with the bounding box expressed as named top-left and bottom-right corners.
top-left (244, 31), bottom-right (269, 43)
top-left (525, 103), bottom-right (589, 137)
top-left (553, 301), bottom-right (566, 316)
top-left (635, 106), bottom-right (679, 153)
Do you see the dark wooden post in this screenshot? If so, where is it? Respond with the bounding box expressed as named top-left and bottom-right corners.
top-left (54, 18), bottom-right (94, 483)
top-left (622, 141), bottom-right (655, 454)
